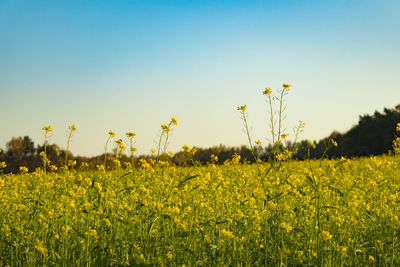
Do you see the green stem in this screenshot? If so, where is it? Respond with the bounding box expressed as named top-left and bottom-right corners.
top-left (104, 136), bottom-right (112, 170)
top-left (65, 130), bottom-right (72, 169)
top-left (156, 131), bottom-right (164, 164)
top-left (241, 110), bottom-right (268, 199)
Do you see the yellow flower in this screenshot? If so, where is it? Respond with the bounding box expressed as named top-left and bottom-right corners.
top-left (255, 140), bottom-right (262, 145)
top-left (42, 125), bottom-right (53, 132)
top-left (321, 230), bottom-right (332, 241)
top-left (182, 144), bottom-right (191, 153)
top-left (329, 139), bottom-right (338, 147)
top-left (275, 153), bottom-right (285, 161)
top-left (161, 124), bottom-right (171, 133)
top-left (237, 105), bottom-right (247, 112)
top-left (19, 166), bottom-right (29, 173)
top-left (0, 162), bottom-right (6, 169)
top-left (69, 124), bottom-right (76, 131)
top-left (283, 83), bottom-right (291, 88)
top-left (168, 151), bottom-right (174, 157)
top-left (166, 251), bottom-right (174, 260)
top-left (397, 122), bottom-right (400, 132)
top-left (96, 164), bottom-right (105, 171)
top-left (131, 147), bottom-right (138, 152)
top-left (35, 239), bottom-right (48, 256)
top-left (103, 218), bottom-right (112, 227)
top-left (50, 165), bottom-right (58, 171)
top-left (108, 130), bottom-right (115, 137)
top-left (307, 140), bottom-right (316, 149)
top-left (221, 229), bottom-right (235, 239)
top-left (210, 154), bottom-right (218, 162)
top-left (280, 222), bottom-right (293, 233)
top-left (126, 132), bottom-right (136, 138)
top-left (139, 158), bottom-right (151, 169)
top-left (263, 87), bottom-right (272, 95)
top-left (369, 255), bottom-right (375, 262)
top-left (281, 133), bottom-right (289, 139)
top-left (151, 148), bottom-right (156, 154)
top-left (171, 117), bottom-right (178, 126)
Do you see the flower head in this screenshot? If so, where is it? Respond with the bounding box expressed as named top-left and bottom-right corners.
top-left (283, 84), bottom-right (291, 89)
top-left (237, 105), bottom-right (247, 112)
top-left (281, 133), bottom-right (289, 139)
top-left (263, 87), bottom-right (272, 95)
top-left (161, 124), bottom-right (171, 133)
top-left (182, 144), bottom-right (191, 153)
top-left (108, 130), bottom-right (115, 137)
top-left (321, 230), bottom-right (332, 241)
top-left (255, 140), bottom-right (262, 145)
top-left (329, 139), bottom-right (338, 147)
top-left (396, 122), bottom-right (400, 132)
top-left (210, 154), bottom-right (218, 162)
top-left (19, 166), bottom-right (29, 173)
top-left (307, 140), bottom-right (316, 149)
top-left (69, 124), bottom-right (76, 131)
top-left (171, 117), bottom-right (178, 126)
top-left (42, 125), bottom-right (53, 132)
top-left (126, 132), bottom-right (136, 138)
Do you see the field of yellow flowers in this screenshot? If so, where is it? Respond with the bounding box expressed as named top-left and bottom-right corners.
top-left (1, 86), bottom-right (399, 266)
top-left (1, 153), bottom-right (400, 266)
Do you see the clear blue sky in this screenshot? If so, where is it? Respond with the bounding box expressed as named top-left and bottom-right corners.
top-left (1, 0), bottom-right (399, 156)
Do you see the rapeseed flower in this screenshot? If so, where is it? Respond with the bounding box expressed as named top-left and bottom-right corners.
top-left (42, 125), bottom-right (53, 132)
top-left (329, 139), bottom-right (338, 147)
top-left (35, 239), bottom-right (48, 256)
top-left (321, 230), bottom-right (332, 241)
top-left (126, 132), bottom-right (136, 138)
top-left (161, 123), bottom-right (171, 133)
top-left (19, 166), bottom-right (29, 173)
top-left (237, 105), bottom-right (247, 112)
top-left (171, 117), bottom-right (178, 126)
top-left (307, 140), bottom-right (316, 149)
top-left (182, 144), bottom-right (191, 153)
top-left (210, 154), bottom-right (218, 162)
top-left (283, 83), bottom-right (291, 88)
top-left (263, 87), bottom-right (272, 95)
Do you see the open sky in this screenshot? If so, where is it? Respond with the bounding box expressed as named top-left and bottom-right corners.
top-left (1, 0), bottom-right (399, 156)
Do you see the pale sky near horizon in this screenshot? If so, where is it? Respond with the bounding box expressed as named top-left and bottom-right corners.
top-left (1, 0), bottom-right (399, 156)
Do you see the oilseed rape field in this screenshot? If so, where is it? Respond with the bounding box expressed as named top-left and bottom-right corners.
top-left (1, 87), bottom-right (400, 266)
top-left (1, 155), bottom-right (400, 266)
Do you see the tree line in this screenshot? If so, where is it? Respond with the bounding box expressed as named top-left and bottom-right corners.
top-left (1, 105), bottom-right (399, 173)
